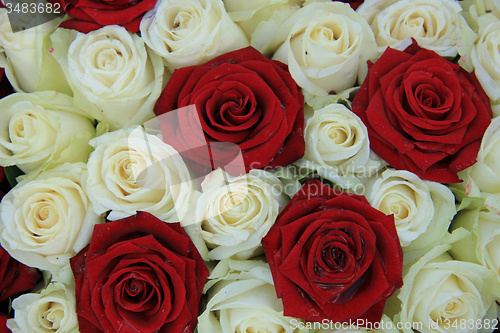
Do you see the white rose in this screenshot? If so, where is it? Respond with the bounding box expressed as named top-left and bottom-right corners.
top-left (450, 208), bottom-right (500, 285)
top-left (7, 282), bottom-right (78, 333)
top-left (471, 19), bottom-right (500, 108)
top-left (468, 116), bottom-right (500, 194)
top-left (191, 168), bottom-right (288, 260)
top-left (140, 0), bottom-right (249, 71)
top-left (85, 126), bottom-right (194, 222)
top-left (0, 8), bottom-right (61, 92)
top-left (365, 169), bottom-right (456, 248)
top-left (358, 0), bottom-right (465, 57)
top-left (0, 163), bottom-right (102, 273)
top-left (395, 244), bottom-right (499, 333)
top-left (224, 0), bottom-right (302, 40)
top-left (272, 1), bottom-right (377, 96)
top-left (461, 0), bottom-right (500, 21)
top-left (295, 103), bottom-right (382, 190)
top-left (0, 91), bottom-right (95, 174)
top-left (199, 258), bottom-right (309, 333)
top-left (50, 25), bottom-right (164, 131)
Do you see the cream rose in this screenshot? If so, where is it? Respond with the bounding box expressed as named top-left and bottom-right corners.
top-left (0, 163), bottom-right (102, 273)
top-left (224, 0), bottom-right (302, 40)
top-left (365, 169), bottom-right (456, 248)
top-left (468, 116), bottom-right (500, 195)
top-left (295, 103), bottom-right (382, 190)
top-left (272, 1), bottom-right (377, 96)
top-left (358, 0), bottom-right (465, 57)
top-left (461, 0), bottom-right (500, 21)
top-left (451, 208), bottom-right (500, 284)
top-left (7, 282), bottom-right (78, 333)
top-left (50, 25), bottom-right (164, 131)
top-left (470, 19), bottom-right (500, 109)
top-left (190, 168), bottom-right (288, 260)
top-left (0, 8), bottom-right (61, 92)
top-left (0, 91), bottom-right (95, 174)
top-left (140, 0), bottom-right (249, 71)
top-left (199, 258), bottom-right (309, 333)
top-left (85, 126), bottom-right (194, 222)
top-left (395, 244), bottom-right (499, 333)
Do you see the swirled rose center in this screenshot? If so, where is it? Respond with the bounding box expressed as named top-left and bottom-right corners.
top-left (96, 48), bottom-right (122, 70)
top-left (39, 301), bottom-right (65, 331)
top-left (10, 114), bottom-right (37, 142)
top-left (322, 122), bottom-right (355, 146)
top-left (394, 13), bottom-right (429, 39)
top-left (166, 5), bottom-right (202, 40)
top-left (116, 272), bottom-right (159, 312)
top-left (431, 296), bottom-right (468, 323)
top-left (380, 193), bottom-right (412, 222)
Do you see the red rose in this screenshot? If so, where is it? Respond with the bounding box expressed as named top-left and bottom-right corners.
top-left (352, 41), bottom-right (492, 183)
top-left (52, 0), bottom-right (156, 33)
top-left (0, 312), bottom-right (11, 333)
top-left (153, 46), bottom-right (305, 175)
top-left (262, 180), bottom-right (403, 324)
top-left (0, 245), bottom-right (39, 304)
top-left (70, 212), bottom-right (209, 333)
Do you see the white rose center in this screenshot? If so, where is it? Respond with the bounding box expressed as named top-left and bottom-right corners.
top-left (378, 184), bottom-right (416, 227)
top-left (39, 301), bottom-right (65, 331)
top-left (322, 122), bottom-right (354, 147)
top-left (3, 104), bottom-right (58, 159)
top-left (96, 48), bottom-right (123, 71)
top-left (431, 296), bottom-right (468, 323)
top-left (10, 113), bottom-right (37, 142)
top-left (23, 192), bottom-right (66, 241)
top-left (165, 5), bottom-right (202, 40)
top-left (393, 11), bottom-right (432, 39)
top-left (106, 149), bottom-right (150, 196)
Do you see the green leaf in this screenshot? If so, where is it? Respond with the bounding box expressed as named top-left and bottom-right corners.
top-left (4, 165), bottom-right (24, 187)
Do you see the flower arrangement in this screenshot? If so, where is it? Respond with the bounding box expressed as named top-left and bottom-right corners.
top-left (0, 0), bottom-right (499, 333)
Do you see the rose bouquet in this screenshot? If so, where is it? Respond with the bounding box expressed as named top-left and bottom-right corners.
top-left (0, 0), bottom-right (500, 333)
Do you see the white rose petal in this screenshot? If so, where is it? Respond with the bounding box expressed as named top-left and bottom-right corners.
top-left (469, 116), bottom-right (500, 194)
top-left (199, 258), bottom-right (309, 333)
top-left (51, 26), bottom-right (164, 131)
top-left (0, 8), bottom-right (61, 92)
top-left (272, 1), bottom-right (377, 96)
top-left (471, 19), bottom-right (500, 106)
top-left (358, 0), bottom-right (465, 57)
top-left (193, 168), bottom-right (288, 260)
top-left (366, 169), bottom-right (456, 248)
top-left (395, 244), bottom-right (499, 333)
top-left (0, 92), bottom-right (96, 174)
top-left (225, 0), bottom-right (302, 40)
top-left (85, 126), bottom-right (194, 222)
top-left (7, 282), bottom-right (78, 333)
top-left (0, 163), bottom-right (102, 273)
top-left (140, 0), bottom-right (249, 71)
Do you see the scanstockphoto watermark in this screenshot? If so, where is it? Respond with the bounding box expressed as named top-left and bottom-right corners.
top-left (289, 318), bottom-right (425, 331)
top-left (2, 0), bottom-right (66, 32)
top-left (133, 104), bottom-right (378, 224)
